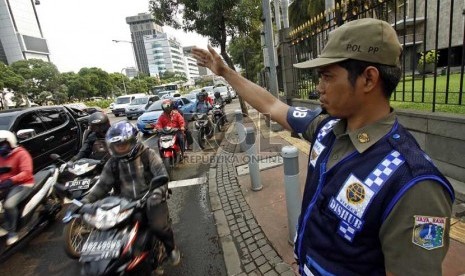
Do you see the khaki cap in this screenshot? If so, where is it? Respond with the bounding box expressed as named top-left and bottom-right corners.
top-left (294, 18), bottom-right (402, 69)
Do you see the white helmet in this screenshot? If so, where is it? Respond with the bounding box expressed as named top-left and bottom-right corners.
top-left (0, 130), bottom-right (18, 148)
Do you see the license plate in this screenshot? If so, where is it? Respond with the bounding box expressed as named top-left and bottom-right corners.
top-left (65, 179), bottom-right (91, 191)
top-left (81, 238), bottom-right (122, 260)
top-left (145, 123), bottom-right (153, 129)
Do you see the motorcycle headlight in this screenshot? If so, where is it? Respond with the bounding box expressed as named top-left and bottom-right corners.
top-left (83, 206), bottom-right (134, 230)
top-left (161, 136), bottom-right (176, 148)
top-left (69, 163), bottom-right (97, 176)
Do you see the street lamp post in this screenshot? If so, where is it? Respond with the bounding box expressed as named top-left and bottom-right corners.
top-left (112, 39), bottom-right (138, 71)
top-left (121, 68), bottom-right (128, 95)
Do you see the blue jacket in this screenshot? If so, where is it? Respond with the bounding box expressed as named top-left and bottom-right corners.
top-left (288, 112), bottom-right (454, 275)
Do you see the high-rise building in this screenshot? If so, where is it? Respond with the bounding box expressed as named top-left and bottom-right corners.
top-left (144, 33), bottom-right (187, 78)
top-left (0, 0), bottom-right (50, 65)
top-left (182, 46), bottom-right (200, 82)
top-left (126, 13), bottom-right (163, 75)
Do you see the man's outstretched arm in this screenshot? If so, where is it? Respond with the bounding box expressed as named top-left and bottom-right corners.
top-left (192, 45), bottom-right (292, 130)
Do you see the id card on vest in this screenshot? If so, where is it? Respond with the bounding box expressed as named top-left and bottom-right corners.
top-left (309, 140), bottom-right (325, 168)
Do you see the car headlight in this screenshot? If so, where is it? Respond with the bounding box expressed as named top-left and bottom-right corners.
top-left (83, 205), bottom-right (134, 230)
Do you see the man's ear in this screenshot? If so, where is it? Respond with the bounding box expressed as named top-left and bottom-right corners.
top-left (361, 66), bottom-right (380, 92)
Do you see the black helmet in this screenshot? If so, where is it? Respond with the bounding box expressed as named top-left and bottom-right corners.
top-left (214, 91), bottom-right (221, 98)
top-left (161, 99), bottom-right (173, 113)
top-left (89, 112), bottom-right (110, 137)
top-left (105, 121), bottom-right (140, 159)
top-left (197, 90), bottom-right (207, 101)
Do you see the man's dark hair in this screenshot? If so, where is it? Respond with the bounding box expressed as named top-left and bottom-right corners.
top-left (338, 59), bottom-right (401, 99)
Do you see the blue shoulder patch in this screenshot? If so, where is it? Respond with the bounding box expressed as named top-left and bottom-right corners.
top-left (286, 106), bottom-right (322, 133)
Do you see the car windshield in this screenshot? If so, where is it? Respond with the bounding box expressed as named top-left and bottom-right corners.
top-left (116, 97), bottom-right (131, 104)
top-left (130, 97), bottom-right (148, 105)
top-left (147, 100), bottom-right (164, 111)
top-left (185, 94), bottom-right (196, 100)
top-left (0, 116), bottom-right (13, 130)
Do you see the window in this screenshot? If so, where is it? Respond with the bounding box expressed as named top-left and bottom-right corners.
top-left (38, 109), bottom-right (68, 129)
top-left (16, 112), bottom-right (47, 135)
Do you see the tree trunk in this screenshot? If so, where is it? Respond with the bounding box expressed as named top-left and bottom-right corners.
top-left (219, 20), bottom-right (249, 116)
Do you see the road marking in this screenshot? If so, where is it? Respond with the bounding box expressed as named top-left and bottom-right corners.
top-left (236, 155), bottom-right (283, 176)
top-left (168, 176), bottom-right (207, 189)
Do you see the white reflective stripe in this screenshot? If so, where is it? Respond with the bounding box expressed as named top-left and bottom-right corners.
top-left (304, 264), bottom-right (315, 276)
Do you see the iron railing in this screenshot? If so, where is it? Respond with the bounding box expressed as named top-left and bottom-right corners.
top-left (287, 0), bottom-right (465, 112)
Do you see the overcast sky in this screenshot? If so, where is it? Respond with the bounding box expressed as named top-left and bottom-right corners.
top-left (35, 0), bottom-right (209, 74)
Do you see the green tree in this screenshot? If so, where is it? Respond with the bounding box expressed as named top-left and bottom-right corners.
top-left (150, 0), bottom-right (261, 114)
top-left (0, 62), bottom-right (24, 109)
top-left (289, 0), bottom-right (324, 28)
top-left (78, 67), bottom-right (113, 99)
top-left (228, 31), bottom-right (262, 83)
top-left (10, 59), bottom-right (60, 105)
top-left (0, 62), bottom-right (24, 91)
top-left (109, 72), bottom-right (130, 97)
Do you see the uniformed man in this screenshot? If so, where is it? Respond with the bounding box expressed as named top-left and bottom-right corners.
top-left (192, 18), bottom-right (454, 275)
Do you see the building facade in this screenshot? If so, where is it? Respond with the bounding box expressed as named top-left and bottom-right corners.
top-left (0, 0), bottom-right (50, 65)
top-left (144, 33), bottom-right (188, 78)
top-left (183, 46), bottom-right (200, 83)
top-left (126, 13), bottom-right (163, 75)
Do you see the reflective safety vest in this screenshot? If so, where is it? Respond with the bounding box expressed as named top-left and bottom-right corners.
top-left (294, 117), bottom-right (454, 276)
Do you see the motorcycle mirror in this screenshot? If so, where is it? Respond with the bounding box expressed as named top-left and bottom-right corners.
top-left (50, 153), bottom-right (60, 160)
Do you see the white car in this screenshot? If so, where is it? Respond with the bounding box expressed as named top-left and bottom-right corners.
top-left (213, 86), bottom-right (232, 103)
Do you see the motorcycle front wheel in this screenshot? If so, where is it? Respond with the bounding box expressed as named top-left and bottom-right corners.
top-left (63, 217), bottom-right (92, 259)
top-left (197, 129), bottom-right (206, 149)
top-left (163, 157), bottom-right (174, 179)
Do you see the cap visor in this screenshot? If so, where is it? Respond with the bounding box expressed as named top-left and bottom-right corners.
top-left (293, 57), bottom-right (349, 69)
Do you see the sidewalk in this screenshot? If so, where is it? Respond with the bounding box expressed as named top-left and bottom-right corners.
top-left (209, 108), bottom-right (465, 276)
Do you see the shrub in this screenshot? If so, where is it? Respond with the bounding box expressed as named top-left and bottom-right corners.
top-left (418, 50), bottom-right (439, 66)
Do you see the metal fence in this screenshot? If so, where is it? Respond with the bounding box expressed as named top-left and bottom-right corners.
top-left (287, 0), bottom-right (465, 112)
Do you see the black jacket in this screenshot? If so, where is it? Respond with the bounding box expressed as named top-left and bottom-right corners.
top-left (84, 144), bottom-right (168, 203)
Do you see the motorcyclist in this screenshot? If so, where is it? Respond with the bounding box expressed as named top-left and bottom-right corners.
top-left (69, 111), bottom-right (111, 164)
top-left (172, 99), bottom-right (193, 150)
top-left (154, 99), bottom-right (186, 157)
top-left (213, 91), bottom-right (228, 123)
top-left (195, 90), bottom-right (213, 113)
top-left (0, 130), bottom-right (34, 246)
top-left (78, 121), bottom-right (181, 266)
top-left (194, 91), bottom-right (214, 133)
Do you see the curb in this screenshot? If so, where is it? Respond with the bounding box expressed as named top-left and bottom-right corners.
top-left (208, 128), bottom-right (295, 276)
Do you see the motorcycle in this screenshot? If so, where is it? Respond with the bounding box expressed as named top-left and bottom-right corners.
top-left (193, 113), bottom-right (213, 150)
top-left (0, 162), bottom-right (61, 262)
top-left (212, 104), bottom-right (226, 132)
top-left (50, 154), bottom-right (104, 259)
top-left (157, 127), bottom-right (182, 179)
top-left (63, 176), bottom-right (170, 276)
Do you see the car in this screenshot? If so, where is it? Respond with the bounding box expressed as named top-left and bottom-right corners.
top-left (109, 102), bottom-right (115, 110)
top-left (83, 106), bottom-right (103, 114)
top-left (112, 93), bottom-right (147, 117)
top-left (186, 89), bottom-right (201, 101)
top-left (228, 86), bottom-right (237, 98)
top-left (0, 106), bottom-right (89, 173)
top-left (136, 97), bottom-right (196, 135)
top-left (66, 103), bottom-right (103, 114)
top-left (214, 85), bottom-right (232, 103)
top-left (125, 95), bottom-right (158, 120)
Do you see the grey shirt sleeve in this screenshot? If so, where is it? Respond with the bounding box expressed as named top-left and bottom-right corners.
top-left (380, 180), bottom-right (452, 275)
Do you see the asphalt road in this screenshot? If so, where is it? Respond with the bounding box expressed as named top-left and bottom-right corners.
top-left (0, 107), bottom-right (231, 275)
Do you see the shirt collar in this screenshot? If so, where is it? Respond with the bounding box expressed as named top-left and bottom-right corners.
top-left (332, 111), bottom-right (397, 153)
